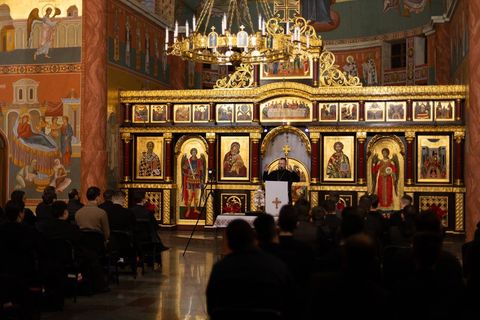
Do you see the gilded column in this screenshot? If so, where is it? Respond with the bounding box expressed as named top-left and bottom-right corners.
top-left (310, 132), bottom-right (320, 183)
top-left (253, 65), bottom-right (260, 87)
top-left (454, 131), bottom-right (465, 186)
top-left (467, 0), bottom-right (480, 240)
top-left (121, 132), bottom-right (132, 182)
top-left (164, 133), bottom-right (173, 182)
top-left (250, 132), bottom-right (262, 183)
top-left (81, 0), bottom-right (108, 193)
top-left (253, 102), bottom-right (260, 122)
top-left (206, 132), bottom-right (216, 174)
top-left (359, 101), bottom-right (365, 121)
top-left (455, 98), bottom-right (462, 121)
top-left (356, 132), bottom-right (367, 185)
top-left (209, 102), bottom-right (215, 122)
top-left (124, 103), bottom-right (131, 124)
top-left (312, 57), bottom-right (319, 87)
top-left (405, 131), bottom-right (415, 185)
top-left (312, 101), bottom-right (319, 122)
top-left (162, 189), bottom-right (171, 225)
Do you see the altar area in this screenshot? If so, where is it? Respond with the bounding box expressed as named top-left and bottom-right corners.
top-left (118, 54), bottom-right (466, 233)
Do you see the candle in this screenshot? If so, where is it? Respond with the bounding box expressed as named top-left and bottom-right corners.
top-left (165, 27), bottom-right (169, 43)
top-left (306, 35), bottom-right (310, 48)
top-left (186, 21), bottom-right (189, 37)
top-left (192, 15), bottom-right (196, 32)
top-left (258, 15), bottom-right (262, 31)
top-left (261, 19), bottom-right (265, 35)
top-left (286, 21), bottom-right (290, 35)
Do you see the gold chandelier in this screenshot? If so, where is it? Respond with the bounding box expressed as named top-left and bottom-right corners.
top-left (165, 0), bottom-right (323, 65)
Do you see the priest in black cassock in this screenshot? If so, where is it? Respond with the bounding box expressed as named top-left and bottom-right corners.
top-left (263, 157), bottom-right (300, 204)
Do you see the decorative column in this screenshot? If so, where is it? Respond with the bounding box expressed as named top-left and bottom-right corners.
top-left (81, 0), bottom-right (108, 193)
top-left (467, 0), bottom-right (480, 240)
top-left (209, 102), bottom-right (215, 122)
top-left (164, 133), bottom-right (173, 182)
top-left (250, 132), bottom-right (262, 183)
top-left (206, 132), bottom-right (216, 175)
top-left (405, 131), bottom-right (415, 185)
top-left (359, 101), bottom-right (365, 121)
top-left (205, 132), bottom-right (216, 226)
top-left (167, 102), bottom-right (174, 124)
top-left (406, 99), bottom-right (413, 121)
top-left (312, 101), bottom-right (319, 122)
top-left (310, 132), bottom-right (320, 183)
top-left (253, 102), bottom-right (260, 122)
top-left (121, 132), bottom-right (132, 182)
top-left (356, 132), bottom-right (367, 185)
top-left (312, 57), bottom-right (319, 87)
top-left (454, 131), bottom-right (465, 186)
top-left (455, 98), bottom-right (462, 121)
top-left (162, 189), bottom-right (171, 225)
top-left (124, 103), bottom-right (132, 124)
top-left (253, 65), bottom-right (260, 87)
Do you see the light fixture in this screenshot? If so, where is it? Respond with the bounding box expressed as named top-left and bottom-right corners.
top-left (165, 0), bottom-right (322, 66)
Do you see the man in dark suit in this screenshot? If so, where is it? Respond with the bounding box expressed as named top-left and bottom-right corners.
top-left (67, 189), bottom-right (83, 223)
top-left (262, 157), bottom-right (300, 204)
top-left (206, 219), bottom-right (295, 320)
top-left (99, 189), bottom-right (115, 213)
top-left (107, 190), bottom-right (136, 234)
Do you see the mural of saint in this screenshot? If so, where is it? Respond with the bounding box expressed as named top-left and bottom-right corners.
top-left (181, 148), bottom-right (205, 218)
top-left (60, 116), bottom-right (73, 167)
top-left (223, 142), bottom-right (247, 177)
top-left (371, 148), bottom-right (399, 208)
top-left (28, 7), bottom-right (61, 60)
top-left (50, 158), bottom-right (71, 193)
top-left (16, 114), bottom-right (56, 149)
top-left (138, 141), bottom-right (161, 176)
top-left (326, 142), bottom-right (351, 178)
top-left (15, 159), bottom-right (38, 189)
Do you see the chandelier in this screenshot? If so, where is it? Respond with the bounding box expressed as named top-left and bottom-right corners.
top-left (165, 0), bottom-right (323, 65)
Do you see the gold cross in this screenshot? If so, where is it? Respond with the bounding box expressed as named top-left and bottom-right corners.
top-left (274, 0), bottom-right (300, 22)
top-left (282, 144), bottom-right (291, 156)
top-left (272, 197), bottom-right (282, 209)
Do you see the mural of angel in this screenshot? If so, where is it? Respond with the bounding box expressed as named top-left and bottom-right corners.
top-left (371, 147), bottom-right (399, 208)
top-left (28, 7), bottom-right (61, 61)
top-left (181, 148), bottom-right (206, 218)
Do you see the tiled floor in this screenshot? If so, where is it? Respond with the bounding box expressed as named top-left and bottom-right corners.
top-left (43, 231), bottom-right (223, 320)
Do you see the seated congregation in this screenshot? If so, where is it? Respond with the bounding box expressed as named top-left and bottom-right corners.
top-left (207, 194), bottom-right (480, 320)
top-left (0, 187), bottom-right (168, 318)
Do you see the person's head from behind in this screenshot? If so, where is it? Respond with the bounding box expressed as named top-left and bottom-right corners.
top-left (42, 186), bottom-right (57, 205)
top-left (103, 189), bottom-right (114, 202)
top-left (358, 195), bottom-right (372, 213)
top-left (52, 201), bottom-right (68, 220)
top-left (369, 194), bottom-right (379, 210)
top-left (416, 209), bottom-right (442, 236)
top-left (226, 219), bottom-right (256, 252)
top-left (112, 190), bottom-right (126, 206)
top-left (278, 157), bottom-right (287, 170)
top-left (68, 188), bottom-right (80, 201)
top-left (327, 192), bottom-right (340, 203)
top-left (133, 190), bottom-right (146, 205)
top-left (294, 198), bottom-right (310, 222)
top-left (340, 207), bottom-right (365, 239)
top-left (401, 194), bottom-right (413, 209)
top-left (322, 199), bottom-right (336, 215)
top-left (311, 205), bottom-right (326, 224)
top-left (343, 233), bottom-right (378, 277)
top-left (86, 186), bottom-right (101, 203)
top-left (413, 231), bottom-right (442, 270)
top-left (5, 200), bottom-right (24, 223)
top-left (278, 204), bottom-right (298, 233)
top-left (254, 213), bottom-right (277, 244)
top-left (11, 190), bottom-right (26, 203)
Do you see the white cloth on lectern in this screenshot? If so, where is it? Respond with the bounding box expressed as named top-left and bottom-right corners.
top-left (265, 181), bottom-right (288, 216)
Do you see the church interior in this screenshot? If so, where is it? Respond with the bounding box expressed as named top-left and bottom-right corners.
top-left (0, 0), bottom-right (479, 319)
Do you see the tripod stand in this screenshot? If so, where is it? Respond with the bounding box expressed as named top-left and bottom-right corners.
top-left (183, 170), bottom-right (215, 256)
